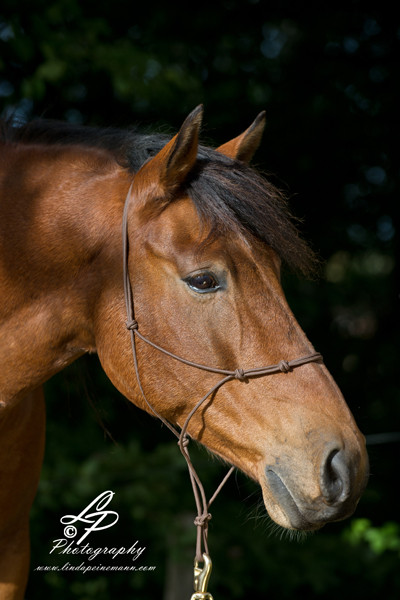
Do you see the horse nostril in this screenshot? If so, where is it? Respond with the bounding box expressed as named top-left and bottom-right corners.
top-left (321, 449), bottom-right (351, 504)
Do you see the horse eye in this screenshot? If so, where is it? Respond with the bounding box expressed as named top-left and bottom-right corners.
top-left (185, 272), bottom-right (220, 293)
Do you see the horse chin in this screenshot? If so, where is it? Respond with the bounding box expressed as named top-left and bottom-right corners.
top-left (262, 470), bottom-right (324, 531)
top-left (263, 470), bottom-right (324, 531)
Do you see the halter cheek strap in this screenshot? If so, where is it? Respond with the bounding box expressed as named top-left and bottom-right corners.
top-left (122, 186), bottom-right (323, 572)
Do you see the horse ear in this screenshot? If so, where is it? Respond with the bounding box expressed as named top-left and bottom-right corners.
top-left (131, 105), bottom-right (203, 214)
top-left (164, 104), bottom-right (203, 184)
top-left (216, 111), bottom-right (266, 163)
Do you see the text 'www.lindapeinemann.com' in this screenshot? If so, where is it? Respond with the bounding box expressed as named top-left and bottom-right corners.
top-left (34, 562), bottom-right (156, 574)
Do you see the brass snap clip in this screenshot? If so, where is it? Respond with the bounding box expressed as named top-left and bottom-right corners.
top-left (190, 553), bottom-right (214, 600)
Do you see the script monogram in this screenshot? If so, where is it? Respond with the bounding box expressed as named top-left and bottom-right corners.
top-left (60, 490), bottom-right (119, 544)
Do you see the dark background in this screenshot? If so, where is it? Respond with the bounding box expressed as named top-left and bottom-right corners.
top-left (1, 1), bottom-right (399, 598)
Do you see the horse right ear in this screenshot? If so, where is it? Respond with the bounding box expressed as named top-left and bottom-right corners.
top-left (131, 106), bottom-right (203, 217)
top-left (217, 111), bottom-right (266, 163)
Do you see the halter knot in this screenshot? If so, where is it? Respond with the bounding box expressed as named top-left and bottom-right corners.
top-left (180, 436), bottom-right (190, 449)
top-left (194, 512), bottom-right (212, 527)
top-left (278, 360), bottom-right (291, 373)
top-left (234, 368), bottom-right (247, 381)
top-left (126, 319), bottom-right (138, 331)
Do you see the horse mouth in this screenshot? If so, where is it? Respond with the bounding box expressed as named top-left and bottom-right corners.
top-left (265, 469), bottom-right (324, 531)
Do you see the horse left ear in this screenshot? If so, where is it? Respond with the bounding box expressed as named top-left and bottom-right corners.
top-left (216, 111), bottom-right (266, 163)
top-left (161, 104), bottom-right (203, 186)
top-left (131, 105), bottom-right (203, 216)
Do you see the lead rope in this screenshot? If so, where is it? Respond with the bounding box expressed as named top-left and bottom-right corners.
top-left (122, 186), bottom-right (323, 599)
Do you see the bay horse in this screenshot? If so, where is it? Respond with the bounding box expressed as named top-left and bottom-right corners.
top-left (0, 106), bottom-right (368, 599)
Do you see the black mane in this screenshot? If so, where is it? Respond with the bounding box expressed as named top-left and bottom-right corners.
top-left (1, 118), bottom-right (316, 275)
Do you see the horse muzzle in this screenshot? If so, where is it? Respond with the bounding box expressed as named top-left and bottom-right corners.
top-left (263, 443), bottom-right (369, 531)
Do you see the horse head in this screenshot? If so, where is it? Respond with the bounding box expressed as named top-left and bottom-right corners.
top-left (95, 107), bottom-right (368, 532)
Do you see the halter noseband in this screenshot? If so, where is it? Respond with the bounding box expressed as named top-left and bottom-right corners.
top-left (122, 185), bottom-right (323, 591)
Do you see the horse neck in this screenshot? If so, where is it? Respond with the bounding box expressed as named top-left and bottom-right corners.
top-left (0, 142), bottom-right (131, 403)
